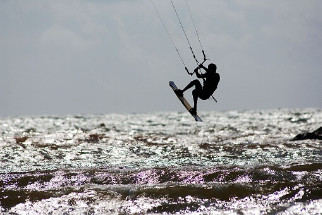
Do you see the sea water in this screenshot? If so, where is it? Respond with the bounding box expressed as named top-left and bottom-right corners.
top-left (0, 109), bottom-right (321, 214)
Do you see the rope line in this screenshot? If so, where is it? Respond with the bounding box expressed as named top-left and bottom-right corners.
top-left (185, 0), bottom-right (206, 60)
top-left (150, 0), bottom-right (187, 68)
top-left (170, 0), bottom-right (199, 66)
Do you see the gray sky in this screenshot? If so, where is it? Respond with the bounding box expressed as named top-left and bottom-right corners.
top-left (1, 0), bottom-right (322, 116)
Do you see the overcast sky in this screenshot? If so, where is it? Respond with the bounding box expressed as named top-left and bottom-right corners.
top-left (1, 0), bottom-right (321, 116)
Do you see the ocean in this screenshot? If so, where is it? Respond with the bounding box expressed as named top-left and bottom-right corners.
top-left (1, 108), bottom-right (321, 214)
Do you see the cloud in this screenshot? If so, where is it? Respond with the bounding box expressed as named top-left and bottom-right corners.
top-left (40, 24), bottom-right (96, 50)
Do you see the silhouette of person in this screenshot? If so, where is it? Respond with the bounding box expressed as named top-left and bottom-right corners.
top-left (176, 63), bottom-right (220, 115)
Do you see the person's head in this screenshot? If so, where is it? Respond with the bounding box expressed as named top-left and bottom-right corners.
top-left (208, 63), bottom-right (217, 73)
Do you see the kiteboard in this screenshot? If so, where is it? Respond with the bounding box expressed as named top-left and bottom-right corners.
top-left (169, 81), bottom-right (202, 122)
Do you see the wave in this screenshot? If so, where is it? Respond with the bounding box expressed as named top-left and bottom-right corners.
top-left (1, 164), bottom-right (321, 212)
top-left (1, 109), bottom-right (321, 214)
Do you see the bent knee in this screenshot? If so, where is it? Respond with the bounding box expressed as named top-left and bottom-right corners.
top-left (191, 79), bottom-right (200, 84)
top-left (192, 79), bottom-right (201, 86)
top-left (192, 89), bottom-right (202, 98)
top-left (192, 80), bottom-right (202, 90)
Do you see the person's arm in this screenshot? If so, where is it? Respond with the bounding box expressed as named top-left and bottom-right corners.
top-left (199, 64), bottom-right (208, 72)
top-left (194, 64), bottom-right (207, 78)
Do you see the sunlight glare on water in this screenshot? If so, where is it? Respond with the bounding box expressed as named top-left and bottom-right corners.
top-left (0, 109), bottom-right (321, 214)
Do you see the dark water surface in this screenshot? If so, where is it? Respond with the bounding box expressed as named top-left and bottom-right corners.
top-left (1, 109), bottom-right (321, 214)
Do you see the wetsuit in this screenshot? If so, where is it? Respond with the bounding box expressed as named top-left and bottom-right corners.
top-left (177, 64), bottom-right (220, 114)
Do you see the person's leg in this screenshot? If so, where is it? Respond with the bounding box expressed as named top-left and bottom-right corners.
top-left (183, 79), bottom-right (201, 92)
top-left (176, 79), bottom-right (201, 97)
top-left (190, 80), bottom-right (202, 114)
top-left (190, 89), bottom-right (199, 114)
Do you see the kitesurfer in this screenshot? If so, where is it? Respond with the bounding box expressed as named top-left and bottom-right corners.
top-left (176, 63), bottom-right (220, 115)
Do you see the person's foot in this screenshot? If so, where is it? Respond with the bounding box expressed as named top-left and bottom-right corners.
top-left (189, 107), bottom-right (197, 115)
top-left (175, 89), bottom-right (184, 97)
